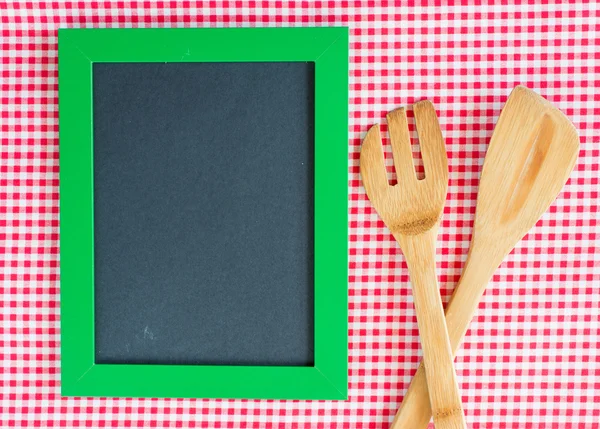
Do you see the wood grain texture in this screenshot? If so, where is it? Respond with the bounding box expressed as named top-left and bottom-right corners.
top-left (389, 86), bottom-right (580, 429)
top-left (361, 101), bottom-right (467, 429)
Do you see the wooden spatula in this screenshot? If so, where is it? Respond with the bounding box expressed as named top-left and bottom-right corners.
top-left (361, 101), bottom-right (467, 429)
top-left (390, 86), bottom-right (580, 429)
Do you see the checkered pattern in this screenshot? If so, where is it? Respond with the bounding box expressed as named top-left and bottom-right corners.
top-left (1, 1), bottom-right (599, 427)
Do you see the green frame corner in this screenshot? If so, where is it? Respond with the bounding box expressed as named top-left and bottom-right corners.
top-left (58, 27), bottom-right (348, 400)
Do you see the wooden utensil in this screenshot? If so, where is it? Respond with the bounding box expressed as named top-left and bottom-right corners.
top-left (361, 101), bottom-right (467, 429)
top-left (390, 86), bottom-right (580, 429)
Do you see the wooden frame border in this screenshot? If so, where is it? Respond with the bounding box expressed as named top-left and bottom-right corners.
top-left (59, 27), bottom-right (348, 399)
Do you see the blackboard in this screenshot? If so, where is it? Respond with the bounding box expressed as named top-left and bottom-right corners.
top-left (92, 62), bottom-right (315, 366)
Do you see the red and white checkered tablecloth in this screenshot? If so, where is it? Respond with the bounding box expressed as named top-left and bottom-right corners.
top-left (1, 1), bottom-right (599, 428)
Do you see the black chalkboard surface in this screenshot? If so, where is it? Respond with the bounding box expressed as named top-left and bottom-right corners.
top-left (92, 62), bottom-right (315, 366)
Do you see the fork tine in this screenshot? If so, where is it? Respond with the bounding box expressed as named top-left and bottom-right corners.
top-left (360, 124), bottom-right (390, 198)
top-left (414, 100), bottom-right (448, 181)
top-left (387, 108), bottom-right (417, 183)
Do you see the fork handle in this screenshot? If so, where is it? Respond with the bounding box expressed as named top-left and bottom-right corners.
top-left (390, 244), bottom-right (498, 429)
top-left (395, 228), bottom-right (467, 429)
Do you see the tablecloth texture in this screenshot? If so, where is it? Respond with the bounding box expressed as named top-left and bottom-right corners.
top-left (1, 1), bottom-right (598, 428)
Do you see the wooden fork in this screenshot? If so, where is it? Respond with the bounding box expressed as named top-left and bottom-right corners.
top-left (360, 101), bottom-right (466, 429)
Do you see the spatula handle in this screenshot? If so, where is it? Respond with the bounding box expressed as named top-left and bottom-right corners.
top-left (396, 229), bottom-right (467, 429)
top-left (390, 250), bottom-right (498, 429)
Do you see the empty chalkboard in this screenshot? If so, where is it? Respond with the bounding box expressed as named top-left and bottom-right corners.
top-left (92, 62), bottom-right (315, 366)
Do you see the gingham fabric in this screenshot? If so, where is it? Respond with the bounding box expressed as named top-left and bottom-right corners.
top-left (1, 1), bottom-right (599, 428)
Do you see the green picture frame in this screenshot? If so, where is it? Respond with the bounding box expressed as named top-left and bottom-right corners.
top-left (58, 27), bottom-right (348, 399)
